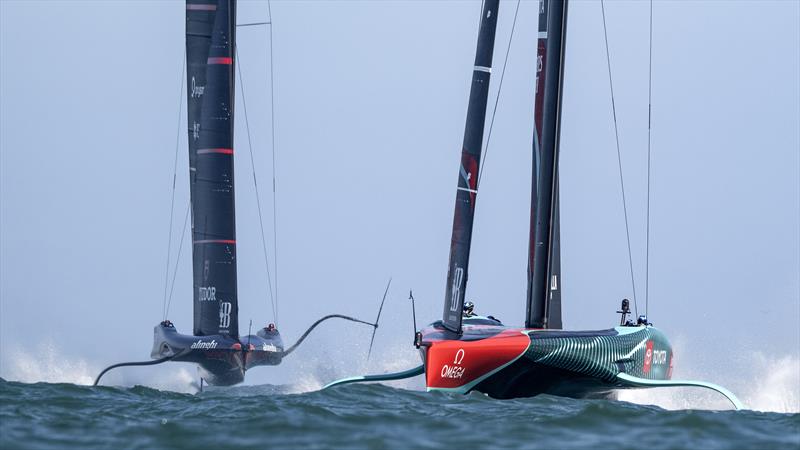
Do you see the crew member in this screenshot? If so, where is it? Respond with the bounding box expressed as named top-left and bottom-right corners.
top-left (463, 301), bottom-right (477, 317)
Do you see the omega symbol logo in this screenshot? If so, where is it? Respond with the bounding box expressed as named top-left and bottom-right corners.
top-left (454, 349), bottom-right (465, 365)
top-left (441, 348), bottom-right (466, 379)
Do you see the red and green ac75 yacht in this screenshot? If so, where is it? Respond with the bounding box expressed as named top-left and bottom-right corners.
top-left (326, 0), bottom-right (742, 409)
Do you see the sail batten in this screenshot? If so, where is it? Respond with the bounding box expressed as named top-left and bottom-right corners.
top-left (186, 0), bottom-right (239, 338)
top-left (441, 0), bottom-right (500, 334)
top-left (526, 0), bottom-right (567, 329)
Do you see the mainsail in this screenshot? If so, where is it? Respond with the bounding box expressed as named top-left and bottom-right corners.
top-left (94, 0), bottom-right (386, 388)
top-left (186, 0), bottom-right (239, 338)
top-left (526, 0), bottom-right (567, 329)
top-left (441, 0), bottom-right (500, 334)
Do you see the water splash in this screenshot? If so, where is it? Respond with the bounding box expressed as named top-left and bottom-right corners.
top-left (0, 340), bottom-right (199, 394)
top-left (1, 340), bottom-right (96, 386)
top-left (740, 354), bottom-right (799, 413)
top-left (619, 351), bottom-right (800, 413)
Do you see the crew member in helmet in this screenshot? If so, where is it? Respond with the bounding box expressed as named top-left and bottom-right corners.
top-left (463, 301), bottom-right (477, 317)
top-left (257, 323), bottom-right (279, 339)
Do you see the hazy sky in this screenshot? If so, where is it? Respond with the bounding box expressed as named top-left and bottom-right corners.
top-left (1, 0), bottom-right (798, 390)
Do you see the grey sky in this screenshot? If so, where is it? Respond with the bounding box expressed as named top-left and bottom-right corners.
top-left (1, 0), bottom-right (798, 390)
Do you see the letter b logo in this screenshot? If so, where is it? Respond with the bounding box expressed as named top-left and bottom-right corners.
top-left (219, 302), bottom-right (232, 328)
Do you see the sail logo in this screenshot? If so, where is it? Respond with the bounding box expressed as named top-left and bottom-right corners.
top-left (219, 302), bottom-right (232, 328)
top-left (191, 76), bottom-right (205, 98)
top-left (441, 348), bottom-right (466, 379)
top-left (190, 339), bottom-right (217, 350)
top-left (450, 267), bottom-right (464, 312)
top-left (199, 286), bottom-right (216, 302)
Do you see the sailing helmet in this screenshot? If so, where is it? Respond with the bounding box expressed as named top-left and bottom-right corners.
top-left (464, 301), bottom-right (475, 316)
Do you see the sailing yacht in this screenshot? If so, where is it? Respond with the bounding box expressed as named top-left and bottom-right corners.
top-left (95, 0), bottom-right (377, 387)
top-left (326, 0), bottom-right (742, 409)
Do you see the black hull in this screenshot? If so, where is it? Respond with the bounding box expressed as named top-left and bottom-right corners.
top-left (476, 360), bottom-right (618, 400)
top-left (151, 323), bottom-right (284, 386)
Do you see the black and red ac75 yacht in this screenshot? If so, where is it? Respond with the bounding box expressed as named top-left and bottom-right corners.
top-left (94, 0), bottom-right (379, 387)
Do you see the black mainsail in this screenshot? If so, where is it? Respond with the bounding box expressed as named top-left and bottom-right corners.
top-left (94, 0), bottom-right (384, 387)
top-left (186, 0), bottom-right (239, 337)
top-left (442, 0), bottom-right (500, 334)
top-left (526, 0), bottom-right (567, 330)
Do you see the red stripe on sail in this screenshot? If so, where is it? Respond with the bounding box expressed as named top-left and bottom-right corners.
top-left (197, 148), bottom-right (233, 155)
top-left (193, 240), bottom-right (236, 245)
top-left (207, 57), bottom-right (233, 65)
top-left (186, 4), bottom-right (217, 11)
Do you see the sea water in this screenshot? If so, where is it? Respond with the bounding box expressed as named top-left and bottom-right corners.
top-left (1, 346), bottom-right (798, 449)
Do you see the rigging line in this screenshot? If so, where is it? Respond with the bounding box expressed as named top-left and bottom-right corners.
top-left (477, 0), bottom-right (486, 33)
top-left (477, 0), bottom-right (521, 188)
top-left (237, 22), bottom-right (271, 27)
top-left (267, 0), bottom-right (280, 326)
top-left (163, 50), bottom-right (186, 320)
top-left (645, 0), bottom-right (653, 317)
top-left (236, 48), bottom-right (278, 324)
top-left (601, 0), bottom-right (638, 317)
top-left (165, 203), bottom-right (191, 319)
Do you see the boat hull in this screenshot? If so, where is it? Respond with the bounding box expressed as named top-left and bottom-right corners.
top-left (151, 323), bottom-right (284, 386)
top-left (419, 321), bottom-right (673, 399)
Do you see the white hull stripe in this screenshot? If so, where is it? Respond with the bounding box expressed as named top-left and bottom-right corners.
top-left (538, 31), bottom-right (548, 39)
top-left (457, 187), bottom-right (478, 194)
top-left (474, 65), bottom-right (491, 73)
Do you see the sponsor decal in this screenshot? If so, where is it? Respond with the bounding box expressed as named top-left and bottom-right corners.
top-left (440, 348), bottom-right (466, 380)
top-left (219, 302), bottom-right (232, 328)
top-left (425, 329), bottom-right (530, 390)
top-left (667, 351), bottom-right (674, 379)
top-left (652, 349), bottom-right (667, 365)
top-left (262, 343), bottom-right (278, 352)
top-left (449, 267), bottom-right (464, 313)
top-left (198, 286), bottom-right (216, 302)
top-left (454, 348), bottom-right (465, 364)
top-left (192, 122), bottom-right (200, 140)
top-left (191, 339), bottom-right (218, 350)
top-left (643, 340), bottom-right (654, 374)
top-left (190, 76), bottom-right (205, 98)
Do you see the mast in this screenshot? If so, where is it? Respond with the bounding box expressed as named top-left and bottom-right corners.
top-left (526, 0), bottom-right (567, 329)
top-left (186, 0), bottom-right (239, 338)
top-left (442, 0), bottom-right (500, 334)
